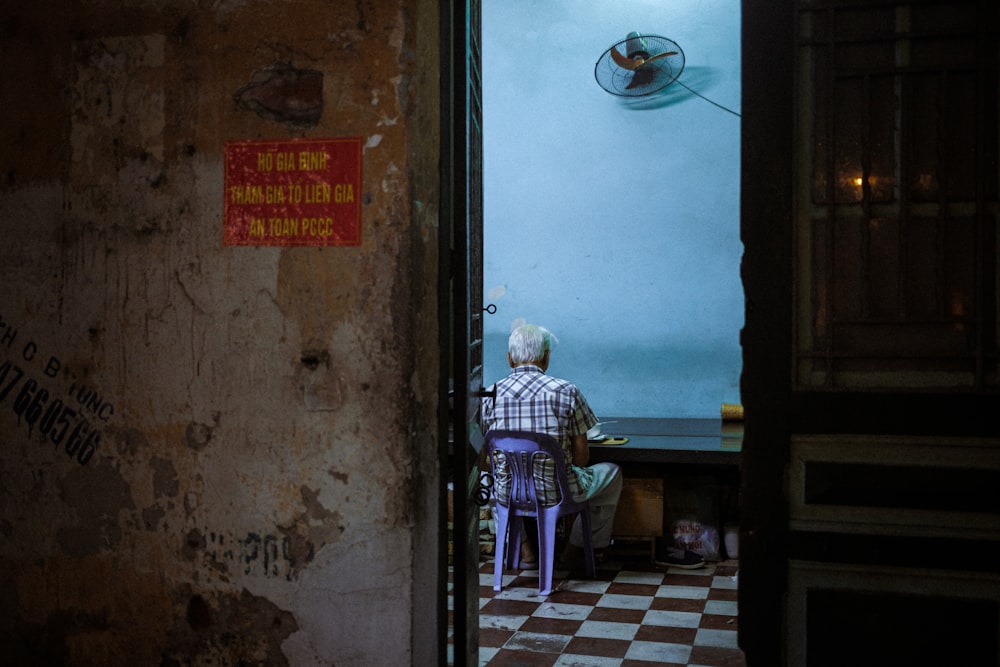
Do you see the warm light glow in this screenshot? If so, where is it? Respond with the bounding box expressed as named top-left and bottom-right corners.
top-left (951, 291), bottom-right (967, 318)
top-left (853, 177), bottom-right (863, 187)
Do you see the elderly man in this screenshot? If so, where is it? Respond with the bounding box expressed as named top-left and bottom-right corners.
top-left (481, 323), bottom-right (623, 564)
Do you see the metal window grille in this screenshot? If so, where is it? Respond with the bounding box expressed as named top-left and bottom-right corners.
top-left (794, 0), bottom-right (999, 390)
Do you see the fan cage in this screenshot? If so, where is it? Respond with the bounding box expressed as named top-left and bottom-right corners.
top-left (594, 34), bottom-right (685, 98)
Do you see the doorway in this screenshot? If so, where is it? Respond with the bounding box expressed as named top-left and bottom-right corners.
top-left (445, 2), bottom-right (745, 665)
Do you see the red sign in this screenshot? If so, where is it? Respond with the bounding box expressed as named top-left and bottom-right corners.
top-left (224, 138), bottom-right (362, 246)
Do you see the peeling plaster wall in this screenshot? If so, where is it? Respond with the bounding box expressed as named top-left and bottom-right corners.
top-left (0, 1), bottom-right (442, 665)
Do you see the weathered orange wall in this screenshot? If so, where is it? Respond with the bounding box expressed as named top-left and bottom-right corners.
top-left (0, 1), bottom-right (443, 664)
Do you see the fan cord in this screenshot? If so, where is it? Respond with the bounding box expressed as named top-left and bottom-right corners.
top-left (676, 80), bottom-right (741, 117)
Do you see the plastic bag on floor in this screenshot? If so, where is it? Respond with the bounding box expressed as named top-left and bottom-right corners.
top-left (671, 519), bottom-right (720, 561)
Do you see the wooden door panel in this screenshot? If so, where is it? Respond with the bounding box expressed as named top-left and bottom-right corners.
top-left (741, 1), bottom-right (1000, 664)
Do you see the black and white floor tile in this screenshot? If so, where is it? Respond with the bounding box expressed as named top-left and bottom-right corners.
top-left (449, 548), bottom-right (746, 667)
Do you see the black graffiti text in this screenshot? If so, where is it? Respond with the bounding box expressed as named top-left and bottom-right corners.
top-left (0, 359), bottom-right (100, 465)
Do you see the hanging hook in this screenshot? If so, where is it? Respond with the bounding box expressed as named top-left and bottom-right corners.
top-left (483, 304), bottom-right (496, 314)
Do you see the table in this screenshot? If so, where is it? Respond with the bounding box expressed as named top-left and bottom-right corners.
top-left (588, 417), bottom-right (743, 558)
top-left (588, 417), bottom-right (742, 466)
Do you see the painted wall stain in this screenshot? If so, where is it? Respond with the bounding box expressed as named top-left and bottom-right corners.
top-left (184, 419), bottom-right (215, 451)
top-left (150, 455), bottom-right (179, 498)
top-left (56, 464), bottom-right (134, 557)
top-left (161, 587), bottom-right (297, 667)
top-left (141, 504), bottom-right (166, 531)
top-left (109, 426), bottom-right (149, 459)
top-left (234, 63), bottom-right (324, 129)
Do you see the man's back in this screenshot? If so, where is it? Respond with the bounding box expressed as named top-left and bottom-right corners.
top-left (482, 364), bottom-right (595, 499)
top-left (484, 366), bottom-right (589, 438)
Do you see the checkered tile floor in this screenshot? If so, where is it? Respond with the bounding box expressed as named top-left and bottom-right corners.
top-left (450, 548), bottom-right (746, 666)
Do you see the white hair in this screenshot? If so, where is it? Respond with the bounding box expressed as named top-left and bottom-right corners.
top-left (507, 324), bottom-right (558, 364)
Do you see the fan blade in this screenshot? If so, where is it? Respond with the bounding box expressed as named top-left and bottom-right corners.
top-left (640, 51), bottom-right (678, 66)
top-left (609, 45), bottom-right (639, 70)
top-left (626, 67), bottom-right (656, 89)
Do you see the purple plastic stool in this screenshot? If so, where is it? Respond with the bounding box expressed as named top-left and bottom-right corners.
top-left (486, 430), bottom-right (596, 595)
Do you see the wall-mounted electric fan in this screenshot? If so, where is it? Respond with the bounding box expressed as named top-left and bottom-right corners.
top-left (594, 32), bottom-right (685, 97)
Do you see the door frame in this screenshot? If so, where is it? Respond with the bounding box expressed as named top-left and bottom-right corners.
top-left (440, 1), bottom-right (484, 665)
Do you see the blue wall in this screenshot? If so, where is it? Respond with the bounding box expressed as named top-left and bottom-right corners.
top-left (482, 0), bottom-right (743, 419)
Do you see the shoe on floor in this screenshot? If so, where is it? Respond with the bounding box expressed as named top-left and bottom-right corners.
top-left (654, 546), bottom-right (706, 569)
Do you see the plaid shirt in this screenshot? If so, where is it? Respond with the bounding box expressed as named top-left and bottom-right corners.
top-left (481, 365), bottom-right (598, 505)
